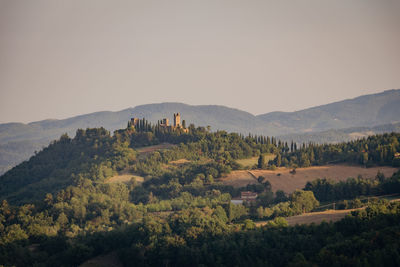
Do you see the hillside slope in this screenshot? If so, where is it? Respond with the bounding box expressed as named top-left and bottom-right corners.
top-left (0, 104), bottom-right (274, 175)
top-left (1, 89), bottom-right (399, 174)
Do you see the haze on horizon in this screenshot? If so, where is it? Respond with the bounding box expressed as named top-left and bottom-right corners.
top-left (1, 0), bottom-right (399, 124)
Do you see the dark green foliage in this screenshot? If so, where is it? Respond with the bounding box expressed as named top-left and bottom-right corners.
top-left (118, 201), bottom-right (400, 267)
top-left (277, 132), bottom-right (400, 168)
top-left (3, 200), bottom-right (399, 266)
top-left (1, 120), bottom-right (400, 266)
top-left (255, 190), bottom-right (319, 219)
top-left (305, 170), bottom-right (400, 202)
top-left (0, 129), bottom-right (136, 204)
top-left (257, 154), bottom-right (266, 169)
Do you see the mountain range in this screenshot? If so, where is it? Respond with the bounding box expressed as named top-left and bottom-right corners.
top-left (1, 89), bottom-right (399, 174)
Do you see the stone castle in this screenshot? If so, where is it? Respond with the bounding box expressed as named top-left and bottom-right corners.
top-left (130, 113), bottom-right (188, 133)
top-left (130, 118), bottom-right (140, 127)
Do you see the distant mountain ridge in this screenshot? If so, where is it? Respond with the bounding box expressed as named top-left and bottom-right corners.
top-left (257, 89), bottom-right (400, 132)
top-left (278, 122), bottom-right (400, 144)
top-left (0, 89), bottom-right (399, 174)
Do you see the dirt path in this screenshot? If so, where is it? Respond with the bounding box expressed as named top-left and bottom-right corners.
top-left (247, 170), bottom-right (258, 180)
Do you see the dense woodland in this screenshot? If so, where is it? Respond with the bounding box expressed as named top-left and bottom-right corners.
top-left (0, 120), bottom-right (400, 266)
top-left (268, 132), bottom-right (400, 168)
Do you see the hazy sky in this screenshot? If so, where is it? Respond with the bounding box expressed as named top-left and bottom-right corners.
top-left (1, 0), bottom-right (399, 123)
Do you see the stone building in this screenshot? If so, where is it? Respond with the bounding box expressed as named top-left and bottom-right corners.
top-left (130, 113), bottom-right (188, 133)
top-left (130, 118), bottom-right (139, 127)
top-left (240, 191), bottom-right (258, 201)
top-left (174, 113), bottom-right (181, 127)
top-left (161, 112), bottom-right (187, 133)
top-left (160, 118), bottom-right (169, 127)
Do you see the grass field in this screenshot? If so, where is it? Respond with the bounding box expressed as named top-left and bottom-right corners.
top-left (105, 173), bottom-right (144, 184)
top-left (220, 165), bottom-right (398, 192)
top-left (136, 143), bottom-right (176, 158)
top-left (219, 170), bottom-right (258, 187)
top-left (236, 154), bottom-right (275, 168)
top-left (255, 209), bottom-right (356, 227)
top-left (169, 158), bottom-right (191, 165)
top-left (284, 209), bottom-right (354, 225)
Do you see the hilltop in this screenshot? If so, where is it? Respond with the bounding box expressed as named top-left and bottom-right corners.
top-left (0, 89), bottom-right (399, 174)
top-left (1, 116), bottom-right (399, 205)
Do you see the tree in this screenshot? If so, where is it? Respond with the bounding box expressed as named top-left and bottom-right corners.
top-left (205, 174), bottom-right (214, 184)
top-left (57, 212), bottom-right (69, 227)
top-left (242, 219), bottom-right (255, 230)
top-left (290, 190), bottom-right (319, 213)
top-left (213, 206), bottom-right (228, 223)
top-left (275, 190), bottom-right (287, 203)
top-left (263, 180), bottom-right (272, 191)
top-left (256, 206), bottom-right (265, 218)
top-left (265, 217), bottom-right (288, 227)
top-left (2, 224), bottom-right (28, 244)
top-left (258, 154), bottom-right (266, 169)
top-left (276, 154), bottom-right (282, 167)
top-left (44, 193), bottom-right (53, 206)
top-left (288, 253), bottom-right (309, 267)
top-left (257, 191), bottom-right (274, 206)
top-left (376, 171), bottom-right (385, 182)
top-left (129, 177), bottom-right (137, 190)
top-left (362, 152), bottom-right (369, 165)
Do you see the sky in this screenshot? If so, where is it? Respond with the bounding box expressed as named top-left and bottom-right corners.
top-left (0, 0), bottom-right (399, 123)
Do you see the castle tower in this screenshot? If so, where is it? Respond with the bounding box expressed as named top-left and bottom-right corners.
top-left (130, 118), bottom-right (139, 127)
top-left (174, 113), bottom-right (181, 127)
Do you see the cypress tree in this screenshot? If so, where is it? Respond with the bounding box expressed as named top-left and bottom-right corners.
top-left (258, 154), bottom-right (265, 169)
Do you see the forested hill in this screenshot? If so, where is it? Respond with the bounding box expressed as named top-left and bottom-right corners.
top-left (1, 89), bottom-right (399, 175)
top-left (1, 117), bottom-right (400, 205)
top-left (1, 121), bottom-right (400, 266)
